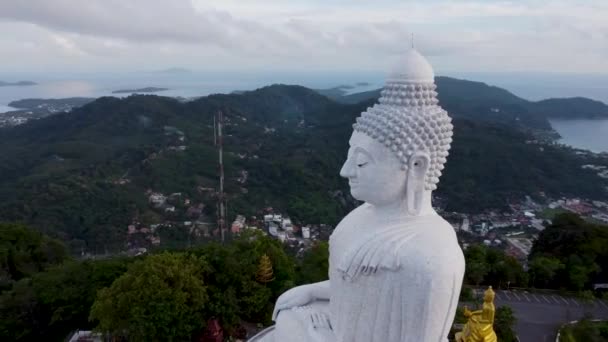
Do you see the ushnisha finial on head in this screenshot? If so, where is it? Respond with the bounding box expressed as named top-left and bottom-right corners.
top-left (352, 48), bottom-right (453, 192)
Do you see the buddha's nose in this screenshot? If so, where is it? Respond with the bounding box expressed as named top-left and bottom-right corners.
top-left (340, 158), bottom-right (355, 179)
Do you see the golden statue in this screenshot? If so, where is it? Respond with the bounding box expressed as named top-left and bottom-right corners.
top-left (455, 286), bottom-right (498, 342)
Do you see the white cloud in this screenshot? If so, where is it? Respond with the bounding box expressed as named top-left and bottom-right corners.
top-left (0, 0), bottom-right (606, 73)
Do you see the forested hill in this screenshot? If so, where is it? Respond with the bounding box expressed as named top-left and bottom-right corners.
top-left (0, 84), bottom-right (606, 252)
top-left (322, 77), bottom-right (608, 127)
top-left (528, 97), bottom-right (608, 119)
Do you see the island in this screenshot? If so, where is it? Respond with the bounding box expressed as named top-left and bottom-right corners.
top-left (112, 87), bottom-right (169, 94)
top-left (0, 80), bottom-right (37, 87)
top-left (154, 67), bottom-right (191, 74)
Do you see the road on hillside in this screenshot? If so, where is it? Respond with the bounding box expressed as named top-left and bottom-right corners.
top-left (471, 289), bottom-right (608, 342)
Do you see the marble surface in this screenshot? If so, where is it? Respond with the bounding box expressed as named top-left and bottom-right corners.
top-left (251, 48), bottom-right (465, 342)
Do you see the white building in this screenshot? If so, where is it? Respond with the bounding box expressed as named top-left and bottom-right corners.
top-left (277, 231), bottom-right (287, 242)
top-left (302, 226), bottom-right (311, 239)
top-left (264, 214), bottom-right (282, 223)
top-left (282, 218), bottom-right (293, 231)
top-left (231, 215), bottom-right (246, 233)
top-left (149, 193), bottom-right (167, 207)
top-left (461, 217), bottom-right (470, 232)
top-left (268, 222), bottom-right (279, 237)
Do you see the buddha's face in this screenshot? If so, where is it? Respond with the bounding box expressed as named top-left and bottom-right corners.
top-left (340, 131), bottom-right (407, 206)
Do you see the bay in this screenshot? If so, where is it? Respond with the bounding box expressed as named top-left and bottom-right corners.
top-left (0, 104), bottom-right (17, 112)
top-left (550, 119), bottom-right (608, 153)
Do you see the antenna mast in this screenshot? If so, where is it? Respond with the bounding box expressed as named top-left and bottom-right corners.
top-left (213, 115), bottom-right (217, 146)
top-left (216, 110), bottom-right (226, 242)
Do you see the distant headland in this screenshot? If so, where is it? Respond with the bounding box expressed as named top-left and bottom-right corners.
top-left (153, 67), bottom-right (191, 74)
top-left (112, 87), bottom-right (169, 94)
top-left (0, 80), bottom-right (37, 87)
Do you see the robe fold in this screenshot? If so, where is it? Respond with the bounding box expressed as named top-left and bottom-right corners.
top-left (328, 211), bottom-right (464, 342)
top-left (255, 205), bottom-right (464, 342)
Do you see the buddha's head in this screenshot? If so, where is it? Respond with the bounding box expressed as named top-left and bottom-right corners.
top-left (340, 131), bottom-right (427, 207)
top-left (483, 286), bottom-right (495, 303)
top-left (339, 48), bottom-right (453, 214)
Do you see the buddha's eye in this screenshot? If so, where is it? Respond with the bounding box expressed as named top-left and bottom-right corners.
top-left (354, 149), bottom-right (371, 167)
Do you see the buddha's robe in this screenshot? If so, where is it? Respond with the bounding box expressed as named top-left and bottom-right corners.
top-left (259, 204), bottom-right (465, 342)
top-left (327, 204), bottom-right (465, 342)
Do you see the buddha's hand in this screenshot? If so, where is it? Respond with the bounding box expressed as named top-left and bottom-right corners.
top-left (272, 284), bottom-right (316, 320)
top-left (307, 312), bottom-right (334, 342)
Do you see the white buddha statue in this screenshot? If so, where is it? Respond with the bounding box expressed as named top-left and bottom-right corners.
top-left (250, 48), bottom-right (465, 342)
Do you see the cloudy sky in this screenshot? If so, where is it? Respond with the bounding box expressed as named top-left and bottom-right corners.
top-left (0, 0), bottom-right (607, 74)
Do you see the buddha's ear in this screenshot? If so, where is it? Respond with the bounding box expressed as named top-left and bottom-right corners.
top-left (406, 152), bottom-right (430, 215)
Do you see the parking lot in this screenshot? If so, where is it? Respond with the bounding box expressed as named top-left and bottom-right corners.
top-left (474, 288), bottom-right (608, 309)
top-left (468, 288), bottom-right (608, 342)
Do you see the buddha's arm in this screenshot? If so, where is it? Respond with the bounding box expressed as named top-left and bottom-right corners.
top-left (272, 280), bottom-right (332, 320)
top-left (311, 280), bottom-right (331, 300)
top-left (464, 308), bottom-right (483, 317)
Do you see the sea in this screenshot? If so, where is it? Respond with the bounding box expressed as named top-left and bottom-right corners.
top-left (1, 70), bottom-right (607, 152)
top-left (0, 70), bottom-right (384, 113)
top-left (549, 119), bottom-right (608, 153)
top-left (449, 72), bottom-right (608, 153)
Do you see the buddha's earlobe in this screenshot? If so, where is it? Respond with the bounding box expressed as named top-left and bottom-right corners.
top-left (406, 152), bottom-right (430, 215)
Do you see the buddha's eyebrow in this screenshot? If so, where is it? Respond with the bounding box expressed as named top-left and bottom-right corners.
top-left (353, 147), bottom-right (375, 162)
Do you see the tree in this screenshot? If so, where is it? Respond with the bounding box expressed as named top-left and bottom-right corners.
top-left (566, 261), bottom-right (596, 292)
top-left (190, 230), bottom-right (295, 326)
top-left (296, 241), bottom-right (329, 285)
top-left (231, 230), bottom-right (296, 299)
top-left (464, 245), bottom-right (489, 286)
top-left (89, 253), bottom-right (209, 342)
top-left (0, 258), bottom-right (130, 341)
top-left (528, 256), bottom-right (564, 288)
top-left (559, 318), bottom-right (608, 342)
top-left (530, 213), bottom-right (608, 291)
top-left (494, 306), bottom-right (517, 342)
top-left (486, 252), bottom-right (527, 288)
top-left (256, 254), bottom-right (275, 284)
top-left (0, 223), bottom-right (69, 290)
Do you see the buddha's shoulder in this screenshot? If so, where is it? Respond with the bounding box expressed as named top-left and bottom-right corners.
top-left (412, 215), bottom-right (458, 241)
top-left (397, 216), bottom-right (464, 272)
top-left (332, 203), bottom-right (371, 232)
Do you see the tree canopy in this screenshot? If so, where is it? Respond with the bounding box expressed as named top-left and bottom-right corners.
top-left (0, 223), bottom-right (69, 290)
top-left (89, 252), bottom-right (209, 342)
top-left (463, 244), bottom-right (527, 288)
top-left (0, 257), bottom-right (130, 341)
top-left (530, 213), bottom-right (608, 291)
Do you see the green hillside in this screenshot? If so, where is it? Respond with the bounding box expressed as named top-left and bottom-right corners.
top-left (529, 97), bottom-right (608, 119)
top-left (327, 77), bottom-right (608, 129)
top-left (0, 84), bottom-right (605, 252)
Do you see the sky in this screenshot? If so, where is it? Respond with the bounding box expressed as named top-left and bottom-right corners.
top-left (0, 0), bottom-right (607, 74)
